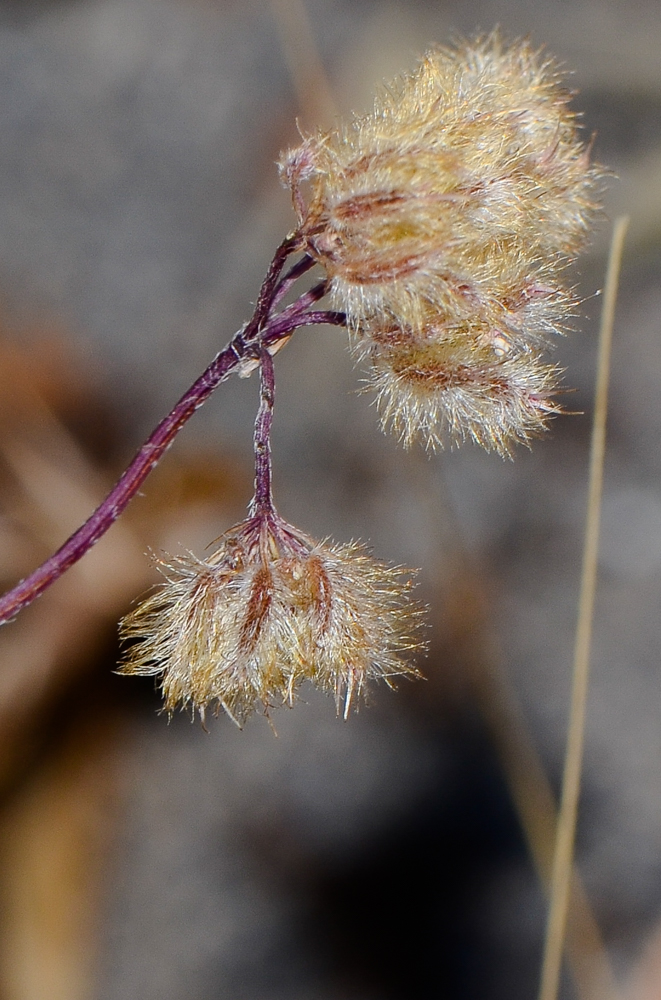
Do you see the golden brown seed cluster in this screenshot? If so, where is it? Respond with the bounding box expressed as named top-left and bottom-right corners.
top-left (120, 513), bottom-right (422, 725)
top-left (119, 35), bottom-right (603, 723)
top-left (280, 33), bottom-right (602, 453)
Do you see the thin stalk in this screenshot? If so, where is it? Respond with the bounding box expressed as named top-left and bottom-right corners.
top-left (251, 350), bottom-right (276, 515)
top-left (271, 253), bottom-right (316, 310)
top-left (537, 215), bottom-right (629, 1000)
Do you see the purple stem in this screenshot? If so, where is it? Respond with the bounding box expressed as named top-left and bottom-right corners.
top-left (0, 238), bottom-right (346, 625)
top-left (0, 341), bottom-right (242, 625)
top-left (262, 281), bottom-right (327, 341)
top-left (245, 234), bottom-right (300, 338)
top-left (250, 349), bottom-right (276, 515)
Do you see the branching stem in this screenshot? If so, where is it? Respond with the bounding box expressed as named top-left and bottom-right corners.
top-left (0, 239), bottom-right (345, 625)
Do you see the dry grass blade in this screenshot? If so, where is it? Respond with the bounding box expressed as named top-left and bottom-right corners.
top-left (443, 562), bottom-right (620, 1000)
top-left (538, 215), bottom-right (630, 1000)
top-left (404, 443), bottom-right (619, 1000)
top-left (0, 711), bottom-right (122, 1000)
top-left (269, 0), bottom-right (337, 127)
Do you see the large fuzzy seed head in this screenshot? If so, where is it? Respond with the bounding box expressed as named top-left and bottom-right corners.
top-left (280, 33), bottom-right (602, 454)
top-left (120, 514), bottom-right (422, 725)
top-left (280, 33), bottom-right (600, 338)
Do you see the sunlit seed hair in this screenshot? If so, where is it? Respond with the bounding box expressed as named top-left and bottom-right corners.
top-left (280, 32), bottom-right (602, 453)
top-left (119, 514), bottom-right (423, 725)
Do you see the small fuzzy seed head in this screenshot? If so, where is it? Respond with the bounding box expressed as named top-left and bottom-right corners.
top-left (279, 33), bottom-right (603, 452)
top-left (366, 325), bottom-right (561, 454)
top-left (355, 304), bottom-right (563, 454)
top-left (120, 513), bottom-right (422, 725)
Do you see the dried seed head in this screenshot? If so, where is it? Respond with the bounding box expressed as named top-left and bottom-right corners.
top-left (120, 512), bottom-right (423, 725)
top-left (280, 32), bottom-right (600, 336)
top-left (354, 298), bottom-right (564, 454)
top-left (280, 33), bottom-right (603, 452)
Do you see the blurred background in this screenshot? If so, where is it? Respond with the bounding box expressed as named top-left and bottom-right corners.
top-left (0, 0), bottom-right (659, 998)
